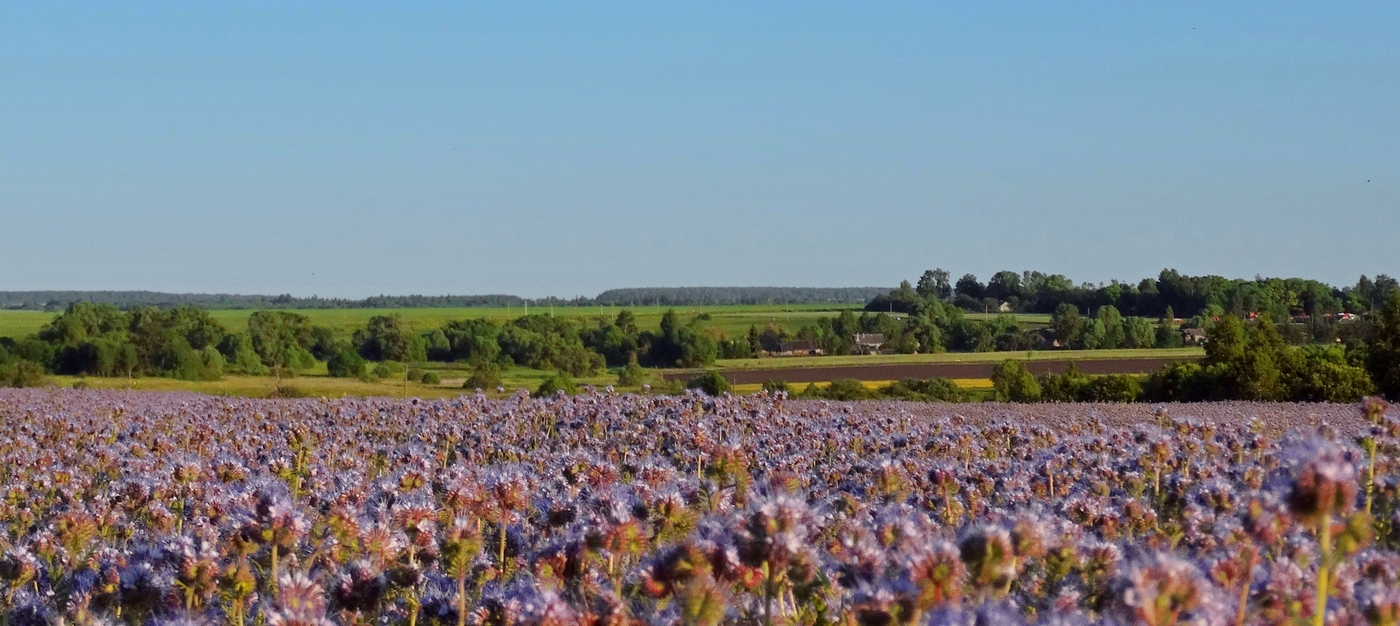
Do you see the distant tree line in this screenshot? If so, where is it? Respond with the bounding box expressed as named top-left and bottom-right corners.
top-left (592, 287), bottom-right (888, 306)
top-left (0, 303), bottom-right (726, 387)
top-left (984, 291), bottom-right (1400, 403)
top-left (872, 268), bottom-right (1399, 318)
top-left (0, 286), bottom-right (889, 312)
top-left (749, 297), bottom-right (1176, 357)
top-left (0, 292), bottom-right (545, 312)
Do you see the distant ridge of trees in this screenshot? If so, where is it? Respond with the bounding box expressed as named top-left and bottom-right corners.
top-left (0, 291), bottom-right (538, 311)
top-left (592, 287), bottom-right (889, 306)
top-left (0, 287), bottom-right (888, 311)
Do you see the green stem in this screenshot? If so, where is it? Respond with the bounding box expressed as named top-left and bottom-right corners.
top-left (456, 571), bottom-right (467, 626)
top-left (1314, 516), bottom-right (1331, 626)
top-left (498, 518), bottom-right (508, 573)
top-left (270, 544), bottom-right (280, 596)
top-left (762, 561), bottom-right (773, 626)
top-left (1366, 442), bottom-right (1378, 515)
top-left (1235, 547), bottom-right (1256, 626)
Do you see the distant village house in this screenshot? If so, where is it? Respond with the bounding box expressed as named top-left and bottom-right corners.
top-left (775, 340), bottom-right (823, 357)
top-left (1181, 328), bottom-right (1207, 346)
top-left (852, 333), bottom-right (886, 354)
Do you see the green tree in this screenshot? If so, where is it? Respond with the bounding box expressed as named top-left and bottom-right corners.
top-left (0, 358), bottom-right (46, 388)
top-left (1155, 306), bottom-right (1183, 348)
top-left (992, 359), bottom-right (1041, 402)
top-left (463, 360), bottom-right (503, 390)
top-left (1082, 374), bottom-right (1143, 402)
top-left (246, 310), bottom-right (317, 383)
top-left (617, 353), bottom-right (649, 387)
top-left (536, 372), bottom-right (580, 397)
top-left (441, 319), bottom-right (502, 364)
top-left (878, 377), bottom-right (965, 402)
top-left (1096, 306), bottom-right (1125, 349)
top-left (1039, 363), bottom-right (1089, 402)
top-left (1203, 315), bottom-right (1247, 367)
top-left (1049, 303), bottom-right (1082, 348)
top-left (308, 326), bottom-right (338, 360)
top-left (686, 370), bottom-right (732, 396)
top-left (1292, 346), bottom-right (1374, 402)
top-left (1367, 291), bottom-right (1400, 400)
top-left (356, 314), bottom-right (427, 363)
top-left (1122, 317), bottom-right (1157, 349)
top-left (917, 269), bottom-right (952, 300)
top-left (645, 310), bottom-right (717, 368)
top-left (820, 378), bottom-right (873, 401)
top-left (217, 333), bottom-right (268, 376)
top-left (1079, 319), bottom-right (1107, 350)
top-left (1238, 317), bottom-right (1290, 401)
top-left (327, 343), bottom-right (367, 378)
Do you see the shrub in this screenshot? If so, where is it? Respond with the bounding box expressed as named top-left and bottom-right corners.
top-left (880, 377), bottom-right (965, 402)
top-left (1144, 362), bottom-right (1228, 402)
top-left (686, 370), bottom-right (731, 396)
top-left (536, 372), bottom-right (579, 397)
top-left (1082, 374), bottom-right (1144, 403)
top-left (761, 379), bottom-right (791, 394)
top-left (821, 378), bottom-right (873, 401)
top-left (0, 360), bottom-right (46, 388)
top-left (372, 363), bottom-right (395, 379)
top-left (271, 385), bottom-right (316, 399)
top-left (992, 359), bottom-right (1041, 402)
top-left (406, 367), bottom-right (425, 383)
top-left (617, 355), bottom-right (648, 387)
top-left (646, 378), bottom-right (686, 395)
top-left (420, 371), bottom-right (441, 385)
top-left (327, 346), bottom-right (367, 379)
top-left (463, 360), bottom-right (503, 390)
top-left (1038, 363), bottom-right (1089, 403)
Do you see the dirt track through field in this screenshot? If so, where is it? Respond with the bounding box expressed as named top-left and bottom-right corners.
top-left (667, 356), bottom-right (1200, 384)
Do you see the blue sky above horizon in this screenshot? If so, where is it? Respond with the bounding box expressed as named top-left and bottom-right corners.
top-left (2, 2), bottom-right (1396, 298)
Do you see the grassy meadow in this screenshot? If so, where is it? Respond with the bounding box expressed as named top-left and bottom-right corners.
top-left (54, 361), bottom-right (631, 400)
top-left (0, 304), bottom-right (863, 343)
top-left (6, 304), bottom-right (1173, 400)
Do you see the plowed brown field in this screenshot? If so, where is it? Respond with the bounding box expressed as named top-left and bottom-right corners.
top-left (666, 355), bottom-right (1198, 384)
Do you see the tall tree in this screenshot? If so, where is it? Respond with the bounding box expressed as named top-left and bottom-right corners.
top-left (1367, 291), bottom-right (1400, 400)
top-left (1050, 302), bottom-right (1082, 348)
top-left (1238, 317), bottom-right (1288, 400)
top-left (986, 271), bottom-right (1022, 303)
top-left (955, 274), bottom-right (984, 301)
top-left (247, 311), bottom-right (316, 383)
top-left (916, 269), bottom-right (953, 300)
top-left (991, 359), bottom-right (1041, 402)
top-left (356, 314), bottom-right (427, 362)
top-left (1096, 306), bottom-right (1125, 350)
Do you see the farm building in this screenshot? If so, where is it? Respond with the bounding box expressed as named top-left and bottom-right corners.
top-left (1182, 328), bottom-right (1207, 346)
top-left (852, 333), bottom-right (886, 354)
top-left (1031, 328), bottom-right (1062, 349)
top-left (775, 340), bottom-right (823, 356)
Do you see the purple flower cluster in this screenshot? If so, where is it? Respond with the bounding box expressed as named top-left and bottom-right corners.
top-left (0, 388), bottom-right (1393, 625)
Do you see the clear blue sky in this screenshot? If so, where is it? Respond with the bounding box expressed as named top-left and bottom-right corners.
top-left (2, 3), bottom-right (1396, 298)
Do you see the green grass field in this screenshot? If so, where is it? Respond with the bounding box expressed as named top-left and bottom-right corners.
top-left (0, 304), bottom-right (862, 342)
top-left (30, 346), bottom-right (1189, 400)
top-left (712, 347), bottom-right (1204, 370)
top-left (0, 311), bottom-right (52, 340)
top-left (51, 362), bottom-right (636, 400)
top-left (5, 305), bottom-right (1195, 400)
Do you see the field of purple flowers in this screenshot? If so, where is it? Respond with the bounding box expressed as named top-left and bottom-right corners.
top-left (0, 388), bottom-right (1396, 626)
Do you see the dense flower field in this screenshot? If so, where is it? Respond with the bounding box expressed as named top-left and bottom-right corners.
top-left (0, 388), bottom-right (1395, 626)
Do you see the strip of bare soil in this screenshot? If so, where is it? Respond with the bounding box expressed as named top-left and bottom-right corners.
top-left (665, 356), bottom-right (1199, 384)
